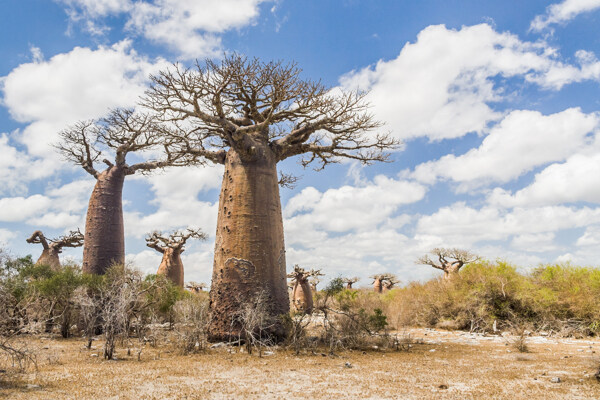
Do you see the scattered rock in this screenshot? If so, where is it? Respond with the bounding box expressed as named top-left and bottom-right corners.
top-left (90, 354), bottom-right (98, 357)
top-left (550, 377), bottom-right (561, 383)
top-left (429, 349), bottom-right (436, 352)
top-left (210, 342), bottom-right (227, 349)
top-left (438, 384), bottom-right (448, 389)
top-left (26, 384), bottom-right (41, 390)
top-left (262, 351), bottom-right (274, 356)
top-left (344, 362), bottom-right (353, 368)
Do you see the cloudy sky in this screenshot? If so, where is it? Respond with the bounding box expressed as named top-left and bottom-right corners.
top-left (1, 0), bottom-right (600, 287)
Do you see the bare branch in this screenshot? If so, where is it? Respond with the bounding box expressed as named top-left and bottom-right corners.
top-left (54, 121), bottom-right (101, 178)
top-left (146, 228), bottom-right (208, 253)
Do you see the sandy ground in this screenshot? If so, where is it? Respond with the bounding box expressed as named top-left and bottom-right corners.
top-left (1, 328), bottom-right (599, 399)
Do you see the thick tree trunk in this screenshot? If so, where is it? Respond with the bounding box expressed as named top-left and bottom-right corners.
top-left (292, 281), bottom-right (313, 314)
top-left (208, 148), bottom-right (288, 341)
top-left (156, 249), bottom-right (184, 287)
top-left (36, 248), bottom-right (61, 269)
top-left (82, 167), bottom-right (126, 275)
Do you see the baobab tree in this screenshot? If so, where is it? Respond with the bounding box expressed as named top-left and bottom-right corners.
top-left (145, 228), bottom-right (207, 287)
top-left (287, 266), bottom-right (322, 314)
top-left (185, 282), bottom-right (207, 293)
top-left (25, 229), bottom-right (84, 269)
top-left (371, 273), bottom-right (398, 293)
top-left (417, 248), bottom-right (479, 280)
top-left (309, 275), bottom-right (321, 292)
top-left (342, 277), bottom-right (359, 289)
top-left (56, 109), bottom-right (189, 275)
top-left (143, 55), bottom-right (397, 340)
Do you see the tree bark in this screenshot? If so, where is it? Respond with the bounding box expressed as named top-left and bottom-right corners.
top-left (208, 148), bottom-right (288, 341)
top-left (36, 248), bottom-right (61, 270)
top-left (82, 166), bottom-right (126, 275)
top-left (292, 280), bottom-right (313, 314)
top-left (156, 249), bottom-right (184, 287)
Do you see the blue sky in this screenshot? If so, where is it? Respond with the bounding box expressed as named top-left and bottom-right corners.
top-left (1, 0), bottom-right (600, 287)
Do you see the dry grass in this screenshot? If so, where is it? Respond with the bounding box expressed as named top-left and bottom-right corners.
top-left (1, 329), bottom-right (599, 399)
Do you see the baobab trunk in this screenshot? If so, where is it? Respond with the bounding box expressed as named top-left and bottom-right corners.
top-left (157, 249), bottom-right (184, 287)
top-left (208, 148), bottom-right (288, 341)
top-left (373, 278), bottom-right (383, 293)
top-left (82, 167), bottom-right (125, 274)
top-left (36, 248), bottom-right (61, 269)
top-left (292, 280), bottom-right (313, 314)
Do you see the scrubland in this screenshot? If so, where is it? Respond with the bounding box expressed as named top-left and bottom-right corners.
top-left (2, 258), bottom-right (600, 399)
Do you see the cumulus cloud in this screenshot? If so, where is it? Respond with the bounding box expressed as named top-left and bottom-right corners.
top-left (0, 41), bottom-right (166, 182)
top-left (415, 202), bottom-right (600, 248)
top-left (339, 24), bottom-right (600, 143)
top-left (124, 165), bottom-right (223, 238)
top-left (530, 0), bottom-right (600, 32)
top-left (58, 0), bottom-right (271, 59)
top-left (411, 108), bottom-right (599, 189)
top-left (284, 175), bottom-right (426, 233)
top-left (489, 152), bottom-right (600, 208)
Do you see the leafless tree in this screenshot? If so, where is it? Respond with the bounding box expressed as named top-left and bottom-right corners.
top-left (342, 277), bottom-right (359, 289)
top-left (145, 228), bottom-right (207, 287)
top-left (417, 248), bottom-right (479, 280)
top-left (287, 266), bottom-right (323, 314)
top-left (172, 295), bottom-right (211, 354)
top-left (185, 282), bottom-right (207, 293)
top-left (25, 229), bottom-right (84, 269)
top-left (308, 276), bottom-right (321, 292)
top-left (143, 54), bottom-right (398, 340)
top-left (55, 109), bottom-right (191, 275)
top-left (232, 291), bottom-right (276, 356)
top-left (371, 273), bottom-right (398, 293)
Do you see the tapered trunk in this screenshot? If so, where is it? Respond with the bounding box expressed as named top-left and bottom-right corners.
top-left (36, 248), bottom-right (61, 269)
top-left (208, 148), bottom-right (288, 341)
top-left (373, 278), bottom-right (383, 293)
top-left (82, 167), bottom-right (126, 275)
top-left (157, 249), bottom-right (184, 287)
top-left (292, 281), bottom-right (313, 314)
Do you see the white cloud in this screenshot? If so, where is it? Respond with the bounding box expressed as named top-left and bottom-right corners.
top-left (1, 41), bottom-right (167, 182)
top-left (0, 229), bottom-right (17, 244)
top-left (124, 165), bottom-right (223, 238)
top-left (575, 224), bottom-right (600, 247)
top-left (530, 0), bottom-right (600, 32)
top-left (0, 195), bottom-right (52, 222)
top-left (489, 152), bottom-right (600, 208)
top-left (58, 0), bottom-right (271, 59)
top-left (284, 175), bottom-right (426, 233)
top-left (412, 108), bottom-right (599, 189)
top-left (415, 202), bottom-right (600, 248)
top-left (340, 24), bottom-right (600, 143)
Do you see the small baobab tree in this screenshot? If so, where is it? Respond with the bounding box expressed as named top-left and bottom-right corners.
top-left (342, 277), bottom-right (359, 289)
top-left (309, 275), bottom-right (322, 292)
top-left (145, 228), bottom-right (207, 287)
top-left (287, 266), bottom-right (323, 314)
top-left (56, 109), bottom-right (190, 275)
top-left (371, 273), bottom-right (398, 293)
top-left (417, 248), bottom-right (479, 280)
top-left (143, 55), bottom-right (397, 340)
top-left (185, 282), bottom-right (207, 293)
top-left (25, 229), bottom-right (84, 269)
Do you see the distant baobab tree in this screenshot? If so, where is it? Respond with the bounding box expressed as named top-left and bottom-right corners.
top-left (186, 282), bottom-right (207, 293)
top-left (143, 55), bottom-right (397, 340)
top-left (308, 275), bottom-right (321, 292)
top-left (342, 277), bottom-right (359, 289)
top-left (56, 109), bottom-right (190, 275)
top-left (287, 266), bottom-right (323, 314)
top-left (146, 228), bottom-right (207, 287)
top-left (417, 248), bottom-right (479, 280)
top-left (371, 273), bottom-right (398, 293)
top-left (26, 229), bottom-right (84, 269)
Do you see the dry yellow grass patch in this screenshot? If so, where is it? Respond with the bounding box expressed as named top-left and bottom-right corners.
top-left (1, 329), bottom-right (599, 399)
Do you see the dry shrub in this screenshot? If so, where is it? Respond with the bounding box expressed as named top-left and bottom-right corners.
top-left (171, 293), bottom-right (210, 354)
top-left (384, 261), bottom-right (600, 336)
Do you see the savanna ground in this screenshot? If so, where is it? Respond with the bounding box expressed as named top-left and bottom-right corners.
top-left (2, 328), bottom-right (599, 400)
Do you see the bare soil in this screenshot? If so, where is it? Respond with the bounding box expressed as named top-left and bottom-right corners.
top-left (1, 328), bottom-right (599, 399)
